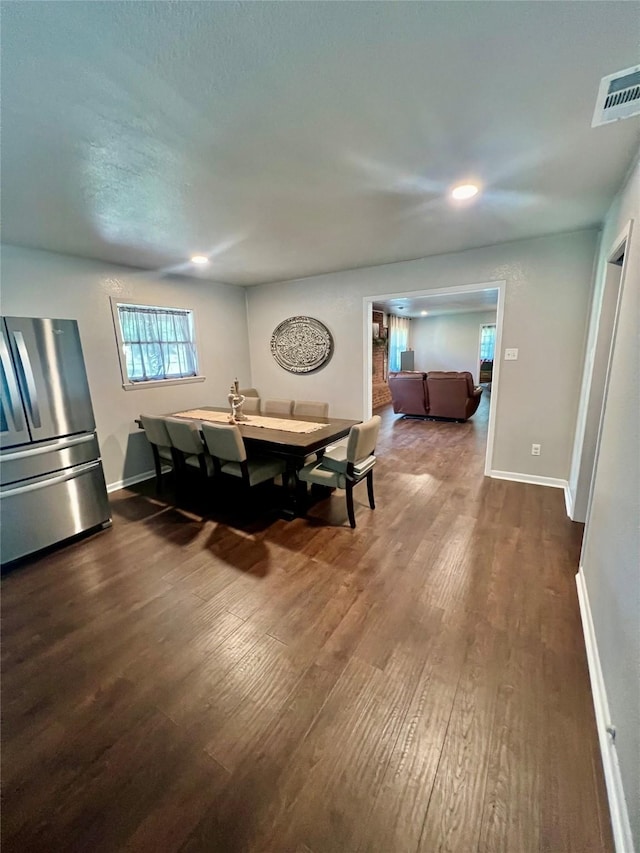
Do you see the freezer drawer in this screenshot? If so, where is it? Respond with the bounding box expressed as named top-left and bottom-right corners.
top-left (0, 432), bottom-right (102, 486)
top-left (0, 460), bottom-right (111, 564)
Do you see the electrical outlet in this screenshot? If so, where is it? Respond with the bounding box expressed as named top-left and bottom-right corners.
top-left (531, 444), bottom-right (541, 456)
top-left (504, 348), bottom-right (519, 361)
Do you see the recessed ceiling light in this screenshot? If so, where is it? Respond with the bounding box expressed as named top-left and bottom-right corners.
top-left (421, 310), bottom-right (428, 316)
top-left (451, 183), bottom-right (479, 200)
top-left (190, 254), bottom-right (209, 265)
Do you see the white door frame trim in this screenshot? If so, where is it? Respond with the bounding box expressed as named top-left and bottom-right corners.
top-left (362, 279), bottom-right (505, 477)
top-left (581, 220), bottom-right (633, 551)
top-left (568, 220), bottom-right (634, 521)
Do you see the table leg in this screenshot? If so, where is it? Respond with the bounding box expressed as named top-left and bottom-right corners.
top-left (279, 458), bottom-right (307, 520)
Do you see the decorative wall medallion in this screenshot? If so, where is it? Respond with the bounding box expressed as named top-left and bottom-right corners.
top-left (270, 316), bottom-right (333, 374)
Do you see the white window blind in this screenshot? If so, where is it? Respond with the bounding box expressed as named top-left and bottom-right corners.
top-left (116, 303), bottom-right (199, 383)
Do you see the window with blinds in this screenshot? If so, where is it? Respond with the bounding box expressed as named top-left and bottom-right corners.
top-left (115, 303), bottom-right (199, 384)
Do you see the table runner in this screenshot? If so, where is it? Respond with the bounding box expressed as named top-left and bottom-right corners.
top-left (172, 409), bottom-right (326, 434)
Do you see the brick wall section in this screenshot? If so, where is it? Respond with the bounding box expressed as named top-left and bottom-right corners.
top-left (372, 310), bottom-right (392, 409)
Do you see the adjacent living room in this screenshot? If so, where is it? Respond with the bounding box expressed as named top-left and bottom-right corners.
top-left (371, 287), bottom-right (498, 456)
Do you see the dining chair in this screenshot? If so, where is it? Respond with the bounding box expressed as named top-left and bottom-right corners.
top-left (242, 396), bottom-right (261, 414)
top-left (293, 400), bottom-right (329, 418)
top-left (298, 415), bottom-right (381, 528)
top-left (139, 414), bottom-right (175, 493)
top-left (201, 422), bottom-right (286, 489)
top-left (262, 398), bottom-right (294, 416)
top-left (238, 387), bottom-right (259, 398)
top-left (165, 417), bottom-right (214, 480)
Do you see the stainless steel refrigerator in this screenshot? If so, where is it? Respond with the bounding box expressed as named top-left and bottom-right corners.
top-left (0, 316), bottom-right (111, 564)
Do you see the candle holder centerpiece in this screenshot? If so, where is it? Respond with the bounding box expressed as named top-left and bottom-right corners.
top-left (227, 378), bottom-right (248, 423)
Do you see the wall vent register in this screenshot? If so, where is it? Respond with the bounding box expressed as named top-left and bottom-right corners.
top-left (592, 64), bottom-right (640, 126)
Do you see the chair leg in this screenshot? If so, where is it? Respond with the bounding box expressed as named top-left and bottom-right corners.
top-left (346, 481), bottom-right (356, 529)
top-left (151, 446), bottom-right (162, 493)
top-left (198, 456), bottom-right (209, 480)
top-left (172, 450), bottom-right (187, 498)
top-left (367, 470), bottom-right (375, 509)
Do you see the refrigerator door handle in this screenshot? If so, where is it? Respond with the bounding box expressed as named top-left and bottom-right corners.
top-left (0, 333), bottom-right (25, 432)
top-left (0, 460), bottom-right (100, 499)
top-left (1, 432), bottom-right (96, 461)
top-left (12, 331), bottom-right (41, 427)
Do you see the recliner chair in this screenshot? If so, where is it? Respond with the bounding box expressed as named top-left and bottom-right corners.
top-left (388, 372), bottom-right (428, 416)
top-left (426, 371), bottom-right (482, 420)
top-left (388, 370), bottom-right (482, 420)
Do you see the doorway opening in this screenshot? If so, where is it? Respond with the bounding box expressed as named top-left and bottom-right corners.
top-left (363, 280), bottom-right (506, 476)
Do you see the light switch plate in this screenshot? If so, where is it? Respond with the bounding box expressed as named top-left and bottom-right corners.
top-left (504, 348), bottom-right (519, 361)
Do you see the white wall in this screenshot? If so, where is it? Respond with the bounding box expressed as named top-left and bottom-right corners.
top-left (0, 245), bottom-right (251, 489)
top-left (408, 310), bottom-right (497, 377)
top-left (579, 157), bottom-right (639, 849)
top-left (246, 229), bottom-right (597, 481)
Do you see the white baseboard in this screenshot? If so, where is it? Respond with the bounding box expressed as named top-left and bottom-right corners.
top-left (576, 567), bottom-right (634, 853)
top-left (489, 469), bottom-right (568, 490)
top-left (107, 467), bottom-right (167, 494)
top-left (564, 483), bottom-right (575, 519)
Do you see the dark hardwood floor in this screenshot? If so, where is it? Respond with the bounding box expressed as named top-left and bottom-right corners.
top-left (1, 396), bottom-right (613, 852)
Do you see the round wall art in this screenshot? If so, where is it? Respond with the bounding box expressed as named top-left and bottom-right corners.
top-left (270, 316), bottom-right (334, 374)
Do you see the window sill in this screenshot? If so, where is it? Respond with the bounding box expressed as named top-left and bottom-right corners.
top-left (122, 375), bottom-right (206, 391)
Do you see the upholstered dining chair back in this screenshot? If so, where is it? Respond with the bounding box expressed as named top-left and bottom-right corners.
top-left (262, 398), bottom-right (294, 416)
top-left (201, 422), bottom-right (285, 489)
top-left (238, 387), bottom-right (259, 398)
top-left (242, 397), bottom-right (261, 414)
top-left (201, 422), bottom-right (247, 463)
top-left (293, 400), bottom-right (329, 418)
top-left (346, 415), bottom-right (381, 463)
top-left (139, 414), bottom-right (174, 492)
top-left (140, 414), bottom-right (172, 450)
top-left (165, 418), bottom-right (206, 456)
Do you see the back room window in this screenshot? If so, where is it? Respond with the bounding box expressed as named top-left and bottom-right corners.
top-left (115, 302), bottom-right (200, 385)
top-left (480, 324), bottom-right (496, 361)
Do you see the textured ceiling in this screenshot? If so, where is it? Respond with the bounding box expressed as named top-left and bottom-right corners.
top-left (375, 288), bottom-right (499, 318)
top-left (1, 1), bottom-right (639, 286)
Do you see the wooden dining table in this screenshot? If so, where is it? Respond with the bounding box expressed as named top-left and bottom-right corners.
top-left (136, 406), bottom-right (360, 519)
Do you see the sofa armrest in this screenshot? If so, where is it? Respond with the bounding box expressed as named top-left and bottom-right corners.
top-left (465, 387), bottom-right (483, 419)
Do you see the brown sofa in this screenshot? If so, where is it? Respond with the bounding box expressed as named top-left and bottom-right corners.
top-left (388, 371), bottom-right (482, 421)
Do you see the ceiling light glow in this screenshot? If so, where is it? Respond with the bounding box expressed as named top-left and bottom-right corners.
top-left (421, 311), bottom-right (428, 315)
top-left (190, 254), bottom-right (209, 265)
top-left (451, 183), bottom-right (479, 200)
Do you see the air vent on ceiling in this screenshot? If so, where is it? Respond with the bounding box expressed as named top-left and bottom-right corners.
top-left (592, 65), bottom-right (640, 127)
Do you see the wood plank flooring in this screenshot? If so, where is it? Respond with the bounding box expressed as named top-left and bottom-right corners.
top-left (1, 397), bottom-right (613, 852)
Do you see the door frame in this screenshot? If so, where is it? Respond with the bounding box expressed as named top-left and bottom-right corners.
top-left (568, 220), bottom-right (633, 521)
top-left (362, 279), bottom-right (506, 477)
top-left (580, 221), bottom-right (633, 539)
